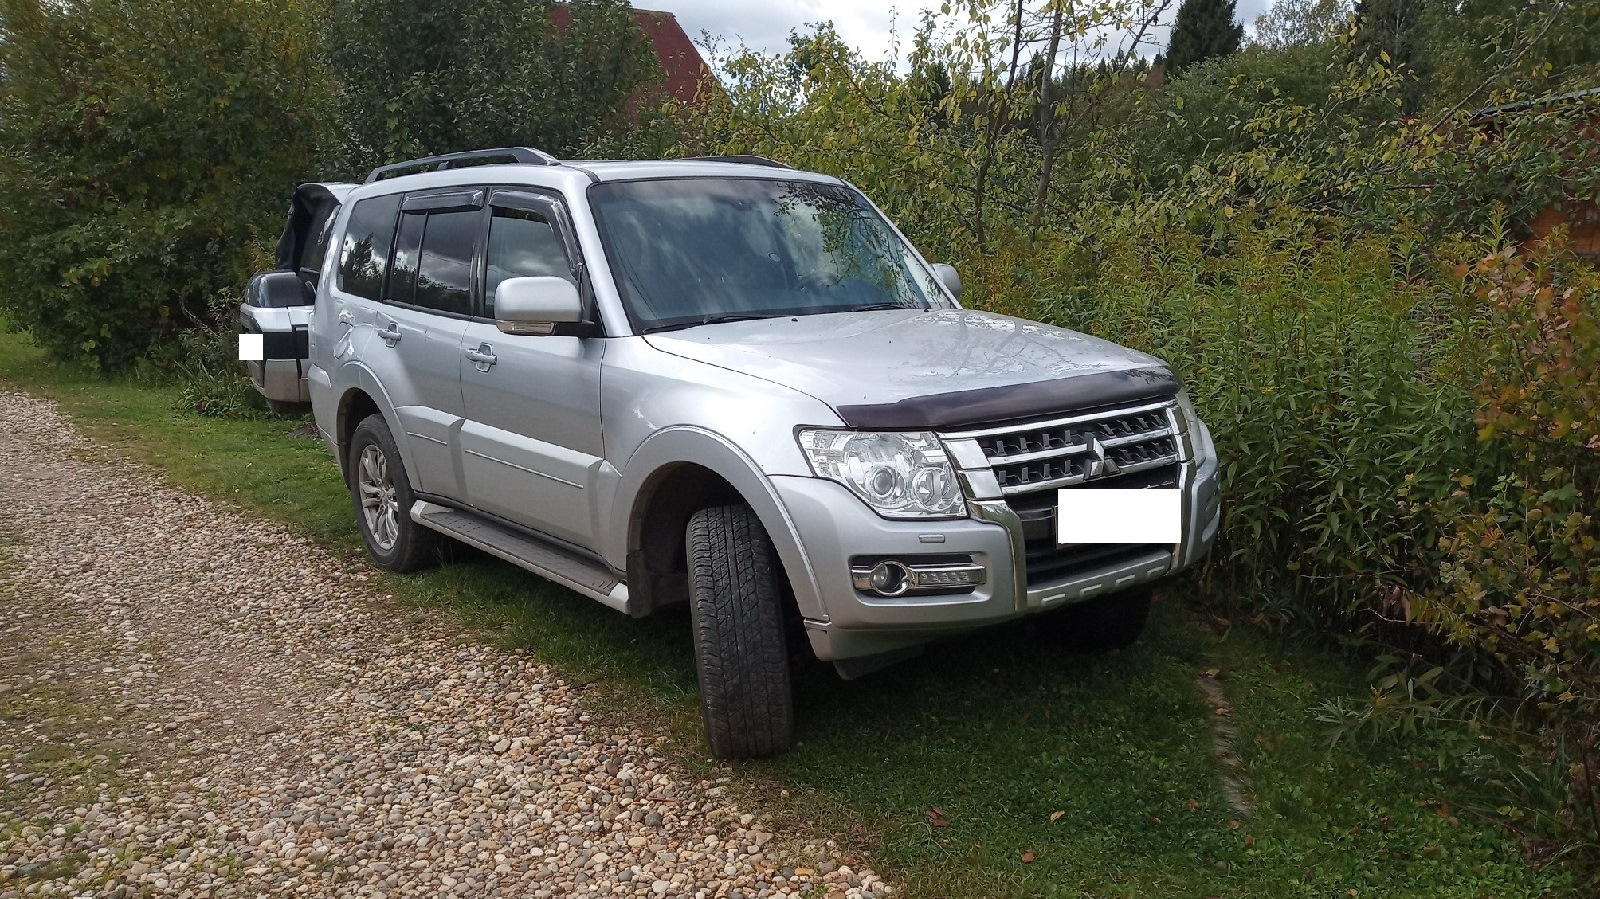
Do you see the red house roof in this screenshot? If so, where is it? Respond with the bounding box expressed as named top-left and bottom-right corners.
top-left (550, 5), bottom-right (716, 106)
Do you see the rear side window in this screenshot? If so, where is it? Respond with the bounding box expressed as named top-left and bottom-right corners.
top-left (413, 210), bottom-right (478, 316)
top-left (385, 213), bottom-right (426, 306)
top-left (485, 208), bottom-right (572, 317)
top-left (337, 194), bottom-right (402, 300)
top-left (301, 203), bottom-right (339, 280)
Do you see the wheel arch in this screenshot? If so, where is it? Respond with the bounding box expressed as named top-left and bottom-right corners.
top-left (615, 427), bottom-right (826, 624)
top-left (332, 365), bottom-right (403, 486)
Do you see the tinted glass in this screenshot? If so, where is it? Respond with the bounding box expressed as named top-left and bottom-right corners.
top-left (337, 194), bottom-right (402, 300)
top-left (589, 178), bottom-right (947, 332)
top-left (301, 201), bottom-right (338, 278)
top-left (485, 208), bottom-right (572, 317)
top-left (413, 210), bottom-right (478, 316)
top-left (386, 212), bottom-right (425, 306)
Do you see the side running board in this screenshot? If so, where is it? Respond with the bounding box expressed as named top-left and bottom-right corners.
top-left (410, 501), bottom-right (630, 613)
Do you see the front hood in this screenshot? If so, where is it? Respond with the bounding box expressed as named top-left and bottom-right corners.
top-left (644, 308), bottom-right (1177, 429)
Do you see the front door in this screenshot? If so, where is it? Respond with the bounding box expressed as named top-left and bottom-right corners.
top-left (458, 191), bottom-right (605, 549)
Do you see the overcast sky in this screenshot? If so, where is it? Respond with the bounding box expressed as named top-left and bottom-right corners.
top-left (635, 0), bottom-right (1276, 64)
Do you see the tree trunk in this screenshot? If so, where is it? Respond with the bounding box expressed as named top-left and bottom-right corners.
top-left (973, 0), bottom-right (1028, 252)
top-left (1030, 1), bottom-right (1066, 237)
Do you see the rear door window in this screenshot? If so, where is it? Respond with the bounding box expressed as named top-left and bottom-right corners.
top-left (337, 194), bottom-right (402, 300)
top-left (412, 210), bottom-right (479, 316)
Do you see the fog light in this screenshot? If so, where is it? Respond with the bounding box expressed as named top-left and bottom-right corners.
top-left (867, 561), bottom-right (910, 597)
top-left (851, 558), bottom-right (987, 597)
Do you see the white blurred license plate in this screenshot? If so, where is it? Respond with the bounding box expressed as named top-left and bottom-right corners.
top-left (1057, 489), bottom-right (1182, 544)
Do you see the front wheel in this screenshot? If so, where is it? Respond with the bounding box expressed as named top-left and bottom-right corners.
top-left (347, 414), bottom-right (440, 573)
top-left (686, 504), bottom-right (795, 759)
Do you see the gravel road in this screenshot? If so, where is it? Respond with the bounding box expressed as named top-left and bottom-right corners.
top-left (0, 390), bottom-right (888, 899)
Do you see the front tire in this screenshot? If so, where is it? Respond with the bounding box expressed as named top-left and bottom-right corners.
top-left (686, 504), bottom-right (795, 759)
top-left (348, 414), bottom-right (439, 573)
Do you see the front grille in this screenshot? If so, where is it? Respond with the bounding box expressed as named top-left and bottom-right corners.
top-left (946, 399), bottom-right (1183, 587)
top-left (970, 403), bottom-right (1180, 495)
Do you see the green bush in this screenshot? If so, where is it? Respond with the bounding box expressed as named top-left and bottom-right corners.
top-left (164, 293), bottom-right (269, 419)
top-left (0, 0), bottom-right (332, 372)
top-left (1414, 247), bottom-right (1600, 852)
top-left (1023, 222), bottom-right (1491, 621)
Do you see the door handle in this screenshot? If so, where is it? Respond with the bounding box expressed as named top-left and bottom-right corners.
top-left (375, 324), bottom-right (401, 346)
top-left (338, 309), bottom-right (354, 324)
top-left (465, 344), bottom-right (497, 371)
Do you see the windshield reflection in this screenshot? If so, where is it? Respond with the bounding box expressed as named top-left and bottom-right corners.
top-left (589, 177), bottom-right (949, 332)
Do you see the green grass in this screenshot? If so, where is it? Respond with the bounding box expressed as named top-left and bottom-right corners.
top-left (0, 325), bottom-right (1577, 898)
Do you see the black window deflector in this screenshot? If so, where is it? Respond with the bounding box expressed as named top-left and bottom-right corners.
top-left (402, 190), bottom-right (484, 213)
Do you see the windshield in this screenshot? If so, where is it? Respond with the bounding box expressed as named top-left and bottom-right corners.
top-left (589, 177), bottom-right (950, 332)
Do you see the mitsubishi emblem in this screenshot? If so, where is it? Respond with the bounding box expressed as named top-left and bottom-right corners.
top-left (1087, 437), bottom-right (1121, 479)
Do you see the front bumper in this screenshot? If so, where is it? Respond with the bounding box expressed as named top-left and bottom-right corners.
top-left (779, 444), bottom-right (1220, 663)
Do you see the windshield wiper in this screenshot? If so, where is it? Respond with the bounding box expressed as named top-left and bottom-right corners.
top-left (850, 302), bottom-right (921, 312)
top-left (651, 312), bottom-right (787, 333)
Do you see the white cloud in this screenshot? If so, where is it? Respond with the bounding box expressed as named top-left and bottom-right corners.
top-left (636, 0), bottom-right (947, 62)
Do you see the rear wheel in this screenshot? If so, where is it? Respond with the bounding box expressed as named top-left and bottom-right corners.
top-left (686, 504), bottom-right (795, 759)
top-left (1043, 585), bottom-right (1154, 652)
top-left (348, 414), bottom-right (440, 573)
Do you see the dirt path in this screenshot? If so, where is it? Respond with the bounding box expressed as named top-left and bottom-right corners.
top-left (0, 390), bottom-right (886, 899)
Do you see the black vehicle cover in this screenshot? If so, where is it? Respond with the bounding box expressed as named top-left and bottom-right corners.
top-left (273, 182), bottom-right (357, 274)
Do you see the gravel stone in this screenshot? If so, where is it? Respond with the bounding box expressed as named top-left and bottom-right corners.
top-left (0, 390), bottom-right (889, 898)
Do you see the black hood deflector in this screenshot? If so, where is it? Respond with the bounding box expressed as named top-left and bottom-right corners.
top-left (833, 366), bottom-right (1180, 430)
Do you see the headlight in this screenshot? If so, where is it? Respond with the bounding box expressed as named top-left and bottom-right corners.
top-left (797, 429), bottom-right (965, 519)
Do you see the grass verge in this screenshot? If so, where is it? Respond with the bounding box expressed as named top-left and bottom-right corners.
top-left (0, 325), bottom-right (1577, 898)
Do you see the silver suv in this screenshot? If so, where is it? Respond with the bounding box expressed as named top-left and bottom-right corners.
top-left (249, 148), bottom-right (1220, 758)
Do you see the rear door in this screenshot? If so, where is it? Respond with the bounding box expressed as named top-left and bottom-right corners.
top-left (457, 189), bottom-right (606, 548)
top-left (328, 189), bottom-right (478, 500)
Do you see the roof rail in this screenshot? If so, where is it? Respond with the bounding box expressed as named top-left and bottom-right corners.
top-left (683, 155), bottom-right (792, 169)
top-left (364, 147), bottom-right (560, 184)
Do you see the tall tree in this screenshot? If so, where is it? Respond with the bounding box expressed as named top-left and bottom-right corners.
top-left (326, 0), bottom-right (656, 172)
top-left (1252, 0), bottom-right (1351, 49)
top-left (0, 0), bottom-right (334, 370)
top-left (1350, 0), bottom-right (1428, 113)
top-left (1425, 0), bottom-right (1600, 106)
top-left (1166, 0), bottom-right (1244, 75)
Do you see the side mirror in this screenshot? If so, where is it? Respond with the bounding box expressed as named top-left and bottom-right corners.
top-left (494, 277), bottom-right (582, 335)
top-left (932, 263), bottom-right (962, 301)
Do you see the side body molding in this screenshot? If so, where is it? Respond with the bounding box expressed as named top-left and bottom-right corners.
top-left (608, 426), bottom-right (828, 624)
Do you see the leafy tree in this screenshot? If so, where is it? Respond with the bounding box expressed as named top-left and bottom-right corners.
top-left (1425, 0), bottom-right (1600, 108)
top-left (0, 0), bottom-right (333, 371)
top-left (1351, 0), bottom-right (1428, 113)
top-left (1166, 0), bottom-right (1245, 75)
top-left (325, 0), bottom-right (657, 173)
top-left (1129, 41), bottom-right (1343, 190)
top-left (1252, 0), bottom-right (1351, 49)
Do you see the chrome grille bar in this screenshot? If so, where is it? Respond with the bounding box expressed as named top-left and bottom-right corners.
top-left (942, 400), bottom-right (1183, 497)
